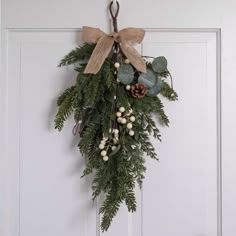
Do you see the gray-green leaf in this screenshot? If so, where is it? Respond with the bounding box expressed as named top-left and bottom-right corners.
top-left (152, 57), bottom-right (168, 73)
top-left (146, 78), bottom-right (164, 97)
top-left (138, 69), bottom-right (156, 88)
top-left (117, 64), bottom-right (134, 85)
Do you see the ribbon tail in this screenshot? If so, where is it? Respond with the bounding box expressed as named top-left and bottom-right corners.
top-left (84, 36), bottom-right (114, 74)
top-left (120, 43), bottom-right (147, 73)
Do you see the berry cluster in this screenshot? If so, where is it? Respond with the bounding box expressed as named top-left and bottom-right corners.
top-left (116, 106), bottom-right (135, 136)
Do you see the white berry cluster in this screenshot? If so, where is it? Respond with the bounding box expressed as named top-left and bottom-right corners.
top-left (99, 137), bottom-right (109, 161)
top-left (99, 129), bottom-right (120, 161)
top-left (116, 107), bottom-right (136, 136)
top-left (112, 128), bottom-right (119, 144)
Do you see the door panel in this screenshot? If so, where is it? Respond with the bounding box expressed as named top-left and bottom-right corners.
top-left (141, 31), bottom-right (219, 236)
top-left (7, 30), bottom-right (97, 236)
top-left (3, 29), bottom-right (220, 236)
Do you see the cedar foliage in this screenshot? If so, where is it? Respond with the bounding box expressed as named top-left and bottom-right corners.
top-left (54, 43), bottom-right (178, 231)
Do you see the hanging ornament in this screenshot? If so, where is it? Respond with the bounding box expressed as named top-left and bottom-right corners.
top-left (54, 0), bottom-right (178, 232)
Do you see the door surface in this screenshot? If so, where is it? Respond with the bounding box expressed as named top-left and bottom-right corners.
top-left (1, 1), bottom-right (236, 236)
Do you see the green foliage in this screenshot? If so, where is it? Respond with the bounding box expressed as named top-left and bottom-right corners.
top-left (161, 81), bottom-right (178, 101)
top-left (54, 86), bottom-right (76, 131)
top-left (54, 43), bottom-right (178, 232)
top-left (58, 43), bottom-right (96, 67)
top-left (57, 86), bottom-right (76, 106)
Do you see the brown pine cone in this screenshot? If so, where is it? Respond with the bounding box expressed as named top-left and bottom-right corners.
top-left (130, 83), bottom-right (147, 98)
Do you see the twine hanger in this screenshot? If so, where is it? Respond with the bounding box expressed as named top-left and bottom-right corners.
top-left (109, 1), bottom-right (120, 33)
top-left (109, 1), bottom-right (120, 59)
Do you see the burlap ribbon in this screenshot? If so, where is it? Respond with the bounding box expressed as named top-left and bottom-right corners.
top-left (82, 26), bottom-right (147, 74)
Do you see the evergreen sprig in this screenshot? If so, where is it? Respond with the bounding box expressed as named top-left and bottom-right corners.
top-left (54, 43), bottom-right (177, 231)
top-left (58, 43), bottom-right (96, 67)
top-left (54, 86), bottom-right (76, 131)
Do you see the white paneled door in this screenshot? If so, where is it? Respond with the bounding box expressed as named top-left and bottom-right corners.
top-left (1, 1), bottom-right (236, 236)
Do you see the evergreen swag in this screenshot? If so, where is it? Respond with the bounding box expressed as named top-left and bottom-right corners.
top-left (54, 2), bottom-right (177, 232)
top-left (55, 42), bottom-right (177, 231)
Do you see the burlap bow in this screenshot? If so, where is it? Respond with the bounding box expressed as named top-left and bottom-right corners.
top-left (82, 26), bottom-right (147, 74)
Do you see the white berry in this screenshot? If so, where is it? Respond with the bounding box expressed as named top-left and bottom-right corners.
top-left (103, 156), bottom-right (109, 161)
top-left (109, 128), bottom-right (112, 133)
top-left (127, 123), bottom-right (133, 129)
top-left (111, 146), bottom-right (116, 151)
top-left (114, 96), bottom-right (117, 100)
top-left (99, 144), bottom-right (105, 149)
top-left (114, 62), bottom-right (120, 68)
top-left (129, 130), bottom-right (135, 136)
top-left (130, 116), bottom-right (135, 122)
top-left (113, 129), bottom-right (119, 135)
top-left (125, 59), bottom-right (130, 64)
top-left (116, 112), bottom-right (122, 117)
top-left (126, 85), bottom-right (131, 90)
top-left (129, 109), bottom-right (133, 114)
top-left (100, 140), bottom-right (106, 145)
top-left (119, 107), bottom-right (125, 113)
top-left (101, 150), bottom-right (107, 156)
top-left (103, 136), bottom-right (108, 141)
top-left (117, 117), bottom-right (122, 123)
top-left (78, 120), bottom-right (82, 124)
top-left (121, 118), bottom-right (127, 124)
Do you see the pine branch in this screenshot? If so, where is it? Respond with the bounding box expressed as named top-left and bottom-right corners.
top-left (140, 113), bottom-right (162, 141)
top-left (83, 74), bottom-right (102, 107)
top-left (100, 189), bottom-right (122, 232)
top-left (161, 81), bottom-right (178, 101)
top-left (57, 86), bottom-right (76, 106)
top-left (153, 96), bottom-right (170, 126)
top-left (58, 43), bottom-right (96, 67)
top-left (54, 87), bottom-right (76, 131)
top-left (125, 190), bottom-right (136, 212)
top-left (79, 117), bottom-right (101, 155)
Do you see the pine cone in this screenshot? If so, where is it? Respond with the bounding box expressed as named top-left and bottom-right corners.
top-left (130, 83), bottom-right (147, 98)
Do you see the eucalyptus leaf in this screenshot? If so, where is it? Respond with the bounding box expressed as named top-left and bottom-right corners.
top-left (138, 69), bottom-right (156, 88)
top-left (152, 57), bottom-right (168, 73)
top-left (117, 64), bottom-right (134, 85)
top-left (146, 78), bottom-right (164, 97)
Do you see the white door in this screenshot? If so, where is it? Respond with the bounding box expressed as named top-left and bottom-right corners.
top-left (1, 1), bottom-right (235, 236)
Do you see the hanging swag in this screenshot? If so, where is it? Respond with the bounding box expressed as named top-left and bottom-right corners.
top-left (54, 1), bottom-right (178, 232)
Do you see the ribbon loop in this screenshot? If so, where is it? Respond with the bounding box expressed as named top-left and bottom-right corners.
top-left (82, 26), bottom-right (146, 74)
